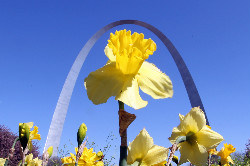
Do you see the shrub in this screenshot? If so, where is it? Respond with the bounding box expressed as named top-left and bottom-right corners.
top-left (0, 124), bottom-right (41, 165)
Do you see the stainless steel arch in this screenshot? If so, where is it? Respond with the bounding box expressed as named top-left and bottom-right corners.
top-left (44, 20), bottom-right (208, 156)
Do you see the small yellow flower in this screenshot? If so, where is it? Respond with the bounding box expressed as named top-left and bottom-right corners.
top-left (25, 153), bottom-right (42, 166)
top-left (208, 148), bottom-right (218, 155)
top-left (84, 29), bottom-right (173, 109)
top-left (28, 126), bottom-right (41, 150)
top-left (168, 107), bottom-right (224, 166)
top-left (61, 147), bottom-right (104, 166)
top-left (127, 128), bottom-right (169, 166)
top-left (0, 158), bottom-right (6, 166)
top-left (217, 143), bottom-right (236, 166)
top-left (47, 146), bottom-right (53, 158)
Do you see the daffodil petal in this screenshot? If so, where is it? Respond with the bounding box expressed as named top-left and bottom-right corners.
top-left (152, 160), bottom-right (167, 166)
top-left (127, 129), bottom-right (154, 164)
top-left (137, 61), bottom-right (173, 99)
top-left (179, 114), bottom-right (184, 122)
top-left (85, 62), bottom-right (130, 105)
top-left (96, 161), bottom-right (104, 166)
top-left (26, 122), bottom-right (34, 129)
top-left (178, 107), bottom-right (206, 134)
top-left (115, 78), bottom-right (147, 109)
top-left (178, 142), bottom-right (190, 165)
top-left (168, 127), bottom-right (184, 144)
top-left (30, 126), bottom-right (41, 140)
top-left (104, 46), bottom-right (116, 61)
top-left (179, 141), bottom-right (208, 166)
top-left (227, 156), bottom-right (234, 164)
top-left (0, 158), bottom-right (6, 166)
top-left (196, 126), bottom-right (224, 150)
top-left (141, 145), bottom-right (169, 166)
top-left (127, 149), bottom-right (134, 165)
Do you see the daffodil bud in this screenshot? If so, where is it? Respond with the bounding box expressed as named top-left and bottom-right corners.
top-left (47, 146), bottom-right (53, 158)
top-left (77, 123), bottom-right (87, 147)
top-left (19, 123), bottom-right (30, 150)
top-left (97, 151), bottom-right (103, 160)
top-left (172, 155), bottom-right (178, 164)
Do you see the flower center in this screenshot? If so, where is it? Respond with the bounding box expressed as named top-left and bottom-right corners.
top-left (108, 29), bottom-right (156, 75)
top-left (186, 131), bottom-right (197, 145)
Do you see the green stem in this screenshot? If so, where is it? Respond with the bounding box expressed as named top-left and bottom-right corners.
top-left (118, 100), bottom-right (124, 110)
top-left (118, 101), bottom-right (127, 166)
top-left (119, 146), bottom-right (127, 166)
top-left (176, 136), bottom-right (186, 144)
top-left (4, 137), bottom-right (19, 166)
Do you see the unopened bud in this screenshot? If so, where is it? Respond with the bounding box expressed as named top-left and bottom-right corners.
top-left (97, 151), bottom-right (103, 160)
top-left (47, 146), bottom-right (53, 158)
top-left (77, 123), bottom-right (87, 147)
top-left (172, 155), bottom-right (178, 164)
top-left (19, 123), bottom-right (31, 150)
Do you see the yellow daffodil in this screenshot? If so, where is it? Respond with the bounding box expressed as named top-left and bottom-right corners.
top-left (61, 147), bottom-right (104, 166)
top-left (0, 158), bottom-right (6, 166)
top-left (208, 148), bottom-right (218, 155)
top-left (217, 143), bottom-right (236, 166)
top-left (25, 153), bottom-right (42, 166)
top-left (28, 126), bottom-right (41, 150)
top-left (84, 29), bottom-right (173, 109)
top-left (127, 128), bottom-right (169, 166)
top-left (168, 107), bottom-right (224, 166)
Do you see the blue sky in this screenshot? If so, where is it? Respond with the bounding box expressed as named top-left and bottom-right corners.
top-left (0, 0), bottom-right (249, 164)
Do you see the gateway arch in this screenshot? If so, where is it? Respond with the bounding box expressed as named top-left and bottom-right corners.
top-left (44, 20), bottom-right (208, 156)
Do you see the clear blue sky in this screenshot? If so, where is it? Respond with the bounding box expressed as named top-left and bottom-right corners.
top-left (0, 0), bottom-right (249, 164)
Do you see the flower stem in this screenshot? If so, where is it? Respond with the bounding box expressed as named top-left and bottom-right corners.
top-left (118, 101), bottom-right (127, 166)
top-left (208, 154), bottom-right (211, 166)
top-left (118, 100), bottom-right (124, 110)
top-left (4, 137), bottom-right (19, 166)
top-left (166, 143), bottom-right (178, 166)
top-left (166, 136), bottom-right (187, 166)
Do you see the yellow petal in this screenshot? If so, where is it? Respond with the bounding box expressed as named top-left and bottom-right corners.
top-left (25, 154), bottom-right (33, 164)
top-left (168, 127), bottom-right (185, 144)
top-left (178, 107), bottom-right (206, 134)
top-left (178, 142), bottom-right (190, 165)
top-left (179, 114), bottom-right (184, 122)
top-left (0, 158), bottom-right (6, 166)
top-left (33, 157), bottom-right (42, 166)
top-left (179, 141), bottom-right (208, 166)
top-left (196, 126), bottom-right (224, 150)
top-left (227, 156), bottom-right (234, 164)
top-left (104, 45), bottom-right (116, 62)
top-left (30, 126), bottom-right (41, 140)
top-left (152, 160), bottom-right (167, 166)
top-left (127, 128), bottom-right (154, 164)
top-left (141, 145), bottom-right (169, 166)
top-left (137, 61), bottom-right (173, 99)
top-left (95, 161), bottom-right (104, 166)
top-left (115, 78), bottom-right (147, 109)
top-left (21, 122), bottom-right (33, 129)
top-left (84, 62), bottom-right (132, 105)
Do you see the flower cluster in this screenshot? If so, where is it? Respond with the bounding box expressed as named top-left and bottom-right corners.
top-left (61, 147), bottom-right (104, 166)
top-left (1, 29), bottom-right (238, 166)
